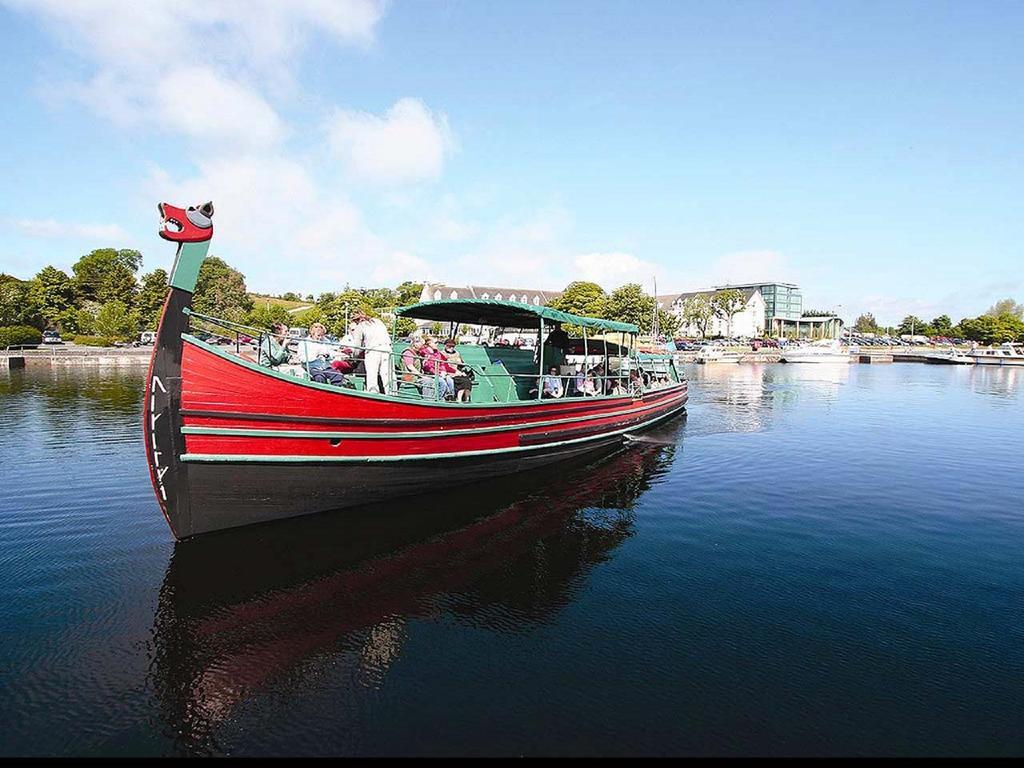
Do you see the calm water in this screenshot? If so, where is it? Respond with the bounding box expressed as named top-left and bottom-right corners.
top-left (1, 362), bottom-right (1022, 756)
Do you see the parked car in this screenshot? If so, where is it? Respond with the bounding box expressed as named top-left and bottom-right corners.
top-left (42, 330), bottom-right (63, 345)
top-left (139, 331), bottom-right (156, 345)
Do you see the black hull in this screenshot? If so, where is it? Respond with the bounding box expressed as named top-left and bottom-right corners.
top-left (181, 407), bottom-right (686, 537)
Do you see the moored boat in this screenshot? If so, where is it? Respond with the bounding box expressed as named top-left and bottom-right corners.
top-left (695, 345), bottom-right (742, 364)
top-left (144, 202), bottom-right (688, 539)
top-left (923, 347), bottom-right (975, 365)
top-left (969, 343), bottom-right (1024, 367)
top-left (779, 339), bottom-right (850, 364)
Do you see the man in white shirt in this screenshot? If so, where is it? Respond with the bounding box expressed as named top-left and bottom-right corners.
top-left (350, 308), bottom-right (393, 394)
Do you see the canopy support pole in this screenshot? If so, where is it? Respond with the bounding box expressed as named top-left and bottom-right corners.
top-left (537, 318), bottom-right (544, 399)
top-left (603, 333), bottom-right (608, 394)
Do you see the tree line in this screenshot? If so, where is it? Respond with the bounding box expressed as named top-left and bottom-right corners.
top-left (0, 248), bottom-right (431, 345)
top-left (853, 298), bottom-right (1024, 345)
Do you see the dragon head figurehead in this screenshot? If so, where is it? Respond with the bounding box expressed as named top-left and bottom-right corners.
top-left (158, 201), bottom-right (214, 243)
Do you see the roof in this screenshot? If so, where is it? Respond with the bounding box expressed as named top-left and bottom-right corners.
top-left (396, 299), bottom-right (639, 333)
top-left (711, 281), bottom-right (799, 290)
top-left (663, 287), bottom-right (760, 306)
top-left (422, 283), bottom-right (563, 304)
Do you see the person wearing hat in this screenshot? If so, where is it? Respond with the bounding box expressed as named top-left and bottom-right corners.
top-left (349, 307), bottom-right (393, 394)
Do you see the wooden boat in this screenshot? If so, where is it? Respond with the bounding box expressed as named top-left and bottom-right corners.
top-left (144, 202), bottom-right (688, 539)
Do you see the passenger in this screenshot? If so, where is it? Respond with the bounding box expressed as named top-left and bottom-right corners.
top-left (629, 368), bottom-right (643, 396)
top-left (259, 322), bottom-right (292, 368)
top-left (443, 339), bottom-right (473, 402)
top-left (400, 338), bottom-right (435, 399)
top-left (589, 362), bottom-right (611, 394)
top-left (580, 371), bottom-right (599, 396)
top-left (420, 336), bottom-right (456, 400)
top-left (572, 364), bottom-right (585, 396)
top-left (400, 338), bottom-right (424, 378)
top-left (296, 322), bottom-right (347, 386)
top-left (541, 366), bottom-right (564, 398)
top-left (349, 308), bottom-right (393, 394)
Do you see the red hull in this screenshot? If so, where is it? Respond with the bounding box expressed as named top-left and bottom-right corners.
top-left (178, 338), bottom-right (688, 461)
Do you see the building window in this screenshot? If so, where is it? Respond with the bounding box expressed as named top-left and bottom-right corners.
top-left (494, 293), bottom-right (503, 301)
top-left (533, 296), bottom-right (541, 305)
top-left (433, 290), bottom-right (441, 301)
top-left (449, 290), bottom-right (459, 300)
top-left (481, 292), bottom-right (490, 300)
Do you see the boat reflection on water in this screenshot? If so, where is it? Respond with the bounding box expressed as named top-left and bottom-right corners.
top-left (148, 417), bottom-right (684, 753)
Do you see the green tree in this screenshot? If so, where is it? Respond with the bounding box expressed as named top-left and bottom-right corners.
top-left (931, 314), bottom-right (953, 334)
top-left (93, 300), bottom-right (139, 341)
top-left (711, 289), bottom-right (746, 337)
top-left (245, 303), bottom-right (291, 329)
top-left (0, 278), bottom-right (43, 329)
top-left (292, 305), bottom-right (326, 329)
top-left (853, 312), bottom-right (878, 333)
top-left (959, 314), bottom-right (1024, 344)
top-left (137, 269), bottom-right (169, 331)
top-left (395, 281), bottom-right (424, 307)
top-left (984, 298), bottom-right (1024, 320)
top-left (28, 266), bottom-right (77, 331)
top-left (897, 315), bottom-right (933, 337)
top-left (681, 294), bottom-right (714, 338)
top-left (318, 289), bottom-right (376, 336)
top-left (193, 257), bottom-right (252, 321)
top-left (657, 308), bottom-right (680, 337)
top-left (71, 248), bottom-right (142, 307)
top-left (605, 283), bottom-right (656, 330)
top-left (550, 281), bottom-right (608, 319)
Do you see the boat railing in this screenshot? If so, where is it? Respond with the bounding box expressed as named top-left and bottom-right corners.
top-left (183, 309), bottom-right (676, 402)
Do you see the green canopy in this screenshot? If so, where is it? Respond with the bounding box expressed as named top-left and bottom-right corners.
top-left (395, 299), bottom-right (639, 333)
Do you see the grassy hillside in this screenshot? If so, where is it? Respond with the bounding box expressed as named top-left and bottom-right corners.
top-left (248, 294), bottom-right (313, 312)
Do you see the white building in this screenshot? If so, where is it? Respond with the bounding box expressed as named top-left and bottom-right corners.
top-left (657, 288), bottom-right (767, 338)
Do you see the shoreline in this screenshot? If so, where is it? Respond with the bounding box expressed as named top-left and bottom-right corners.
top-left (2, 346), bottom-right (153, 368)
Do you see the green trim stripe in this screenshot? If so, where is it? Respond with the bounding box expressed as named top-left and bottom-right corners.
top-left (180, 403), bottom-right (685, 464)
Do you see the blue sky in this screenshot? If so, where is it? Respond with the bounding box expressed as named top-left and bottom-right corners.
top-left (0, 0), bottom-right (1021, 324)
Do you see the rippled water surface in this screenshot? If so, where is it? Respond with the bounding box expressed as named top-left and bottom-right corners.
top-left (1, 363), bottom-right (1022, 756)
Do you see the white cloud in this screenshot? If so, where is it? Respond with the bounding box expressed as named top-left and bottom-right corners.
top-left (328, 98), bottom-right (453, 184)
top-left (6, 0), bottom-right (384, 76)
top-left (10, 218), bottom-right (129, 241)
top-left (573, 251), bottom-right (660, 289)
top-left (155, 68), bottom-right (284, 148)
top-left (370, 251), bottom-right (432, 286)
top-left (7, 0), bottom-right (385, 139)
top-left (145, 153), bottom-right (438, 291)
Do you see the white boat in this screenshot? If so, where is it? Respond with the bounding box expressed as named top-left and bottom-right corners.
top-left (779, 339), bottom-right (850, 364)
top-left (923, 347), bottom-right (975, 365)
top-left (969, 343), bottom-right (1024, 367)
top-left (695, 345), bottom-right (742, 364)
